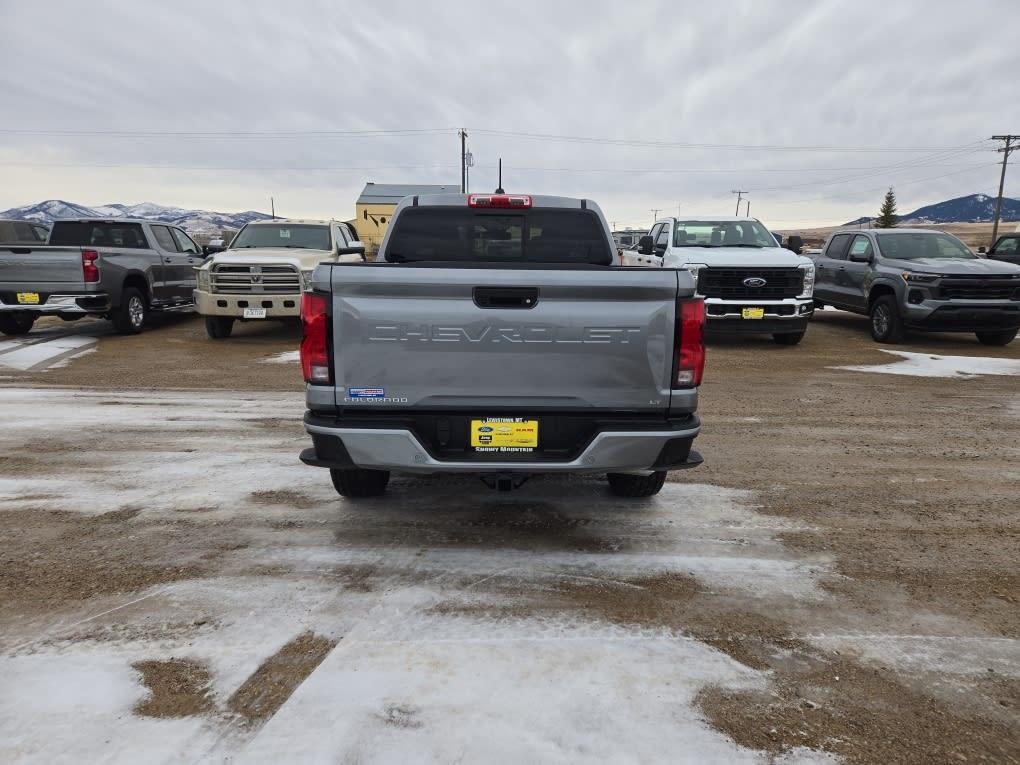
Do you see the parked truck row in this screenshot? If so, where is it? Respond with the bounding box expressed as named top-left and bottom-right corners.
top-left (3, 196), bottom-right (1018, 500)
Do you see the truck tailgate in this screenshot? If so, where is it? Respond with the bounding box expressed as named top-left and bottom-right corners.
top-left (0, 246), bottom-right (85, 289)
top-left (329, 265), bottom-right (686, 411)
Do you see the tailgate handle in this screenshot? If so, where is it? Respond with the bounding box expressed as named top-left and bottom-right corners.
top-left (473, 286), bottom-right (539, 309)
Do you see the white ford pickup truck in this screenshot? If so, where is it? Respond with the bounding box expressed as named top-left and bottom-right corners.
top-left (622, 216), bottom-right (815, 345)
top-left (194, 218), bottom-right (365, 339)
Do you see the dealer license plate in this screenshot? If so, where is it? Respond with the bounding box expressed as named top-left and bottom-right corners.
top-left (243, 307), bottom-right (267, 319)
top-left (741, 307), bottom-right (765, 320)
top-left (16, 292), bottom-right (40, 305)
top-left (471, 418), bottom-right (539, 451)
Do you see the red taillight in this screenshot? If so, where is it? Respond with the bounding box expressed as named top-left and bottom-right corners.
top-left (300, 292), bottom-right (331, 384)
top-left (467, 194), bottom-right (532, 209)
top-left (82, 249), bottom-right (100, 283)
top-left (675, 299), bottom-right (705, 388)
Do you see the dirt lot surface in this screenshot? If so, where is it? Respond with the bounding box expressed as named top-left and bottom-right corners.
top-left (1, 312), bottom-right (1018, 763)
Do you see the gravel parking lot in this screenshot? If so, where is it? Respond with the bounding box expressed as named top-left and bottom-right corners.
top-left (1, 313), bottom-right (1018, 763)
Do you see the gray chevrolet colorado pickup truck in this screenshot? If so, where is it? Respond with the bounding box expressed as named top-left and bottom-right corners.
top-left (299, 192), bottom-right (705, 498)
top-left (811, 228), bottom-right (1020, 345)
top-left (0, 218), bottom-right (201, 335)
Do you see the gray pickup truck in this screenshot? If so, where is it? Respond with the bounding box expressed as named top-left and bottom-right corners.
top-left (298, 192), bottom-right (705, 498)
top-left (811, 228), bottom-right (1020, 345)
top-left (0, 218), bottom-right (201, 335)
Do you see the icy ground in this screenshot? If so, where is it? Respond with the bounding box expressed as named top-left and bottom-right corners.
top-left (2, 387), bottom-right (1014, 763)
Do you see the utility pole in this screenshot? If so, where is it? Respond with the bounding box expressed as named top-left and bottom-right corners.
top-left (270, 197), bottom-right (275, 219)
top-left (459, 129), bottom-right (468, 193)
top-left (732, 190), bottom-right (747, 216)
top-left (745, 199), bottom-right (751, 217)
top-left (677, 202), bottom-right (682, 217)
top-left (990, 135), bottom-right (1018, 247)
top-left (650, 209), bottom-right (662, 227)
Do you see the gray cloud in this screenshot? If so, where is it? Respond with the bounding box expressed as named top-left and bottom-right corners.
top-left (0, 0), bottom-right (1016, 227)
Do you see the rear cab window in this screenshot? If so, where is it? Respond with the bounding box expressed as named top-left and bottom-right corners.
top-left (825, 234), bottom-right (852, 260)
top-left (0, 221), bottom-right (47, 243)
top-left (385, 208), bottom-right (613, 265)
top-left (50, 221), bottom-right (150, 249)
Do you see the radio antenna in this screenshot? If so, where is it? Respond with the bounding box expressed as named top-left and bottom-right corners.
top-left (495, 158), bottom-right (505, 194)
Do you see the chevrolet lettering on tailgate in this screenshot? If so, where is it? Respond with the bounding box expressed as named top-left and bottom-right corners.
top-left (369, 324), bottom-right (643, 344)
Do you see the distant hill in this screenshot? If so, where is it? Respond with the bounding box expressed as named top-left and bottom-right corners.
top-left (845, 193), bottom-right (1020, 226)
top-left (0, 199), bottom-right (273, 235)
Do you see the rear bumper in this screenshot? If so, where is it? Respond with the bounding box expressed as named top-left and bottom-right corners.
top-left (704, 298), bottom-right (812, 334)
top-left (302, 413), bottom-right (702, 474)
top-left (194, 289), bottom-right (301, 318)
top-left (0, 294), bottom-right (110, 314)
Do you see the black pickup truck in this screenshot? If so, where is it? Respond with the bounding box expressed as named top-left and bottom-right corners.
top-left (0, 218), bottom-right (201, 335)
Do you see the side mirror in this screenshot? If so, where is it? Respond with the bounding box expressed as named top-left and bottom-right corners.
top-left (848, 250), bottom-right (871, 263)
top-left (786, 235), bottom-right (803, 254)
top-left (338, 244), bottom-right (366, 260)
top-left (638, 235), bottom-right (654, 255)
top-left (978, 246), bottom-right (987, 254)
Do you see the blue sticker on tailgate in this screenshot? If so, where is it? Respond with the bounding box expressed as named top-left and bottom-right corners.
top-left (348, 388), bottom-right (385, 399)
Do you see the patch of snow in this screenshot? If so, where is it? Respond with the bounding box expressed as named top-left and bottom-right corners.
top-left (261, 350), bottom-right (299, 364)
top-left (0, 335), bottom-right (97, 371)
top-left (834, 350), bottom-right (1020, 378)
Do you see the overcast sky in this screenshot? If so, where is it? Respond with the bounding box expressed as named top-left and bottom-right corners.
top-left (1, 0), bottom-right (1017, 228)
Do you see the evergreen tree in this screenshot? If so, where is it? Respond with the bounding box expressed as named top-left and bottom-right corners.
top-left (875, 187), bottom-right (898, 228)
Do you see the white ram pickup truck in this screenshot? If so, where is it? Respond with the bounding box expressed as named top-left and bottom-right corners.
top-left (194, 218), bottom-right (365, 339)
top-left (622, 216), bottom-right (815, 345)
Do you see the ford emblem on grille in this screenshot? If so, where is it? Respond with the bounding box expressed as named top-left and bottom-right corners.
top-left (743, 277), bottom-right (767, 288)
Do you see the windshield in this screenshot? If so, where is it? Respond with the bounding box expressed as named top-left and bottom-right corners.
top-left (876, 232), bottom-right (975, 260)
top-left (674, 220), bottom-right (778, 248)
top-left (232, 224), bottom-right (331, 250)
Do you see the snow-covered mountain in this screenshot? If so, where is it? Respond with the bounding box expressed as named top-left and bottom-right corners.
top-left (845, 194), bottom-right (1020, 226)
top-left (0, 199), bottom-right (273, 235)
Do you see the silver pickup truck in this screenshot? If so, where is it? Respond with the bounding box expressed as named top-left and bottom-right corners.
top-left (298, 192), bottom-right (705, 498)
top-left (0, 218), bottom-right (201, 335)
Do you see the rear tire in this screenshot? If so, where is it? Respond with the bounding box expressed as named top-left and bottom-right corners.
top-left (330, 468), bottom-right (390, 498)
top-left (772, 331), bottom-right (805, 346)
top-left (975, 328), bottom-right (1018, 346)
top-left (869, 295), bottom-right (905, 343)
top-left (111, 287), bottom-right (147, 334)
top-left (205, 316), bottom-right (234, 339)
top-left (0, 313), bottom-right (36, 336)
top-left (607, 471), bottom-right (667, 497)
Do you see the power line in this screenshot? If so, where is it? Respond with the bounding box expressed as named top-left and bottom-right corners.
top-left (767, 162), bottom-right (1000, 205)
top-left (467, 128), bottom-right (983, 153)
top-left (0, 127), bottom-right (456, 139)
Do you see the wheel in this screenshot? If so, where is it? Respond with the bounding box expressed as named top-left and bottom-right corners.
top-left (869, 295), bottom-right (905, 343)
top-left (975, 328), bottom-right (1017, 346)
top-left (772, 331), bottom-right (805, 346)
top-left (0, 313), bottom-right (35, 336)
top-left (111, 287), bottom-right (147, 334)
top-left (205, 316), bottom-right (234, 339)
top-left (606, 471), bottom-right (667, 497)
top-left (329, 468), bottom-right (390, 498)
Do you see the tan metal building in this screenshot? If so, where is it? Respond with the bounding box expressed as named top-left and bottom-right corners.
top-left (353, 183), bottom-right (459, 255)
